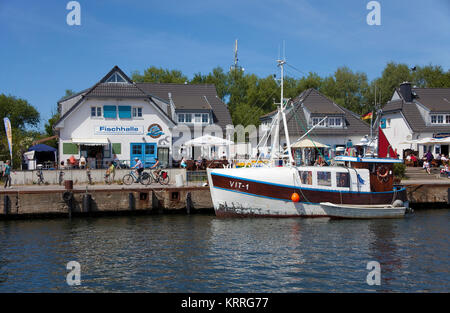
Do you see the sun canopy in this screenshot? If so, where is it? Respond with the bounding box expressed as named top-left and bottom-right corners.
top-left (28, 144), bottom-right (57, 152)
top-left (72, 138), bottom-right (109, 146)
top-left (184, 134), bottom-right (233, 147)
top-left (291, 138), bottom-right (330, 149)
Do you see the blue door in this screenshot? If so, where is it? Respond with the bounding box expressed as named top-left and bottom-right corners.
top-left (130, 143), bottom-right (157, 168)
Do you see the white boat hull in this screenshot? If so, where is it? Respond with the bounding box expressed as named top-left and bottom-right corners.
top-left (210, 184), bottom-right (327, 217)
top-left (319, 202), bottom-right (406, 219)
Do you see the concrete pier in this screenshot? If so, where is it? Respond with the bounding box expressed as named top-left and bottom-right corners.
top-left (0, 183), bottom-right (213, 218)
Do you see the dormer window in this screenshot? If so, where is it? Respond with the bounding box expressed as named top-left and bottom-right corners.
top-left (328, 117), bottom-right (342, 127)
top-left (431, 114), bottom-right (449, 124)
top-left (312, 117), bottom-right (342, 128)
top-left (105, 72), bottom-right (127, 83)
top-left (312, 117), bottom-right (326, 127)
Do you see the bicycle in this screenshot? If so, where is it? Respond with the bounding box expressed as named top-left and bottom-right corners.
top-left (59, 170), bottom-right (65, 185)
top-left (122, 170), bottom-right (151, 185)
top-left (86, 168), bottom-right (93, 185)
top-left (36, 167), bottom-right (45, 185)
top-left (146, 169), bottom-right (169, 185)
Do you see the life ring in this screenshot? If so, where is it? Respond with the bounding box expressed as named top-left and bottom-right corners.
top-left (377, 166), bottom-right (390, 182)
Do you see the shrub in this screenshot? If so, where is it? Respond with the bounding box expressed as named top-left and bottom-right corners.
top-left (393, 163), bottom-right (406, 179)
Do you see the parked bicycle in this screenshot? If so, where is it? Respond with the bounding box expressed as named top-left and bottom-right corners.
top-left (122, 170), bottom-right (151, 185)
top-left (59, 170), bottom-right (65, 185)
top-left (146, 169), bottom-right (169, 185)
top-left (86, 168), bottom-right (93, 185)
top-left (36, 166), bottom-right (44, 185)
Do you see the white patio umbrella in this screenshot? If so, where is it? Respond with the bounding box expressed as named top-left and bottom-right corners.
top-left (291, 138), bottom-right (330, 148)
top-left (400, 137), bottom-right (437, 145)
top-left (184, 134), bottom-right (234, 159)
top-left (184, 134), bottom-right (234, 146)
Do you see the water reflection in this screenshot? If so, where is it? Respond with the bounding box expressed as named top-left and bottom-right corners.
top-left (0, 210), bottom-right (448, 292)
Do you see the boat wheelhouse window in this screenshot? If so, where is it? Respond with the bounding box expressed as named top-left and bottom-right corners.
top-left (336, 172), bottom-right (350, 188)
top-left (317, 171), bottom-right (331, 186)
top-left (299, 171), bottom-right (312, 185)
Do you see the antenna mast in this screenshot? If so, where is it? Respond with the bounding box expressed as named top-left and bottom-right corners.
top-left (230, 39), bottom-right (243, 73)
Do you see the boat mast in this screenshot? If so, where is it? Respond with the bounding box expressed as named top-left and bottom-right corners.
top-left (278, 59), bottom-right (294, 165)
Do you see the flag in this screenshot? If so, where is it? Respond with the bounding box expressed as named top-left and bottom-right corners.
top-left (362, 112), bottom-right (373, 120)
top-left (3, 117), bottom-right (13, 164)
top-left (378, 127), bottom-right (397, 158)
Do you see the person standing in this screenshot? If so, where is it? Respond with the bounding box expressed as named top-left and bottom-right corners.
top-left (3, 160), bottom-right (12, 188)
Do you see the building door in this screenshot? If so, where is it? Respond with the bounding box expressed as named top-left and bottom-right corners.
top-left (442, 145), bottom-right (449, 156)
top-left (130, 143), bottom-right (157, 168)
top-left (158, 147), bottom-right (169, 168)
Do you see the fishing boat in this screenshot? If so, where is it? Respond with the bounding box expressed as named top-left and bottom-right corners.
top-left (207, 59), bottom-right (409, 218)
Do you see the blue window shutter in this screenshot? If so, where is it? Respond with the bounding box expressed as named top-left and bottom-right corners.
top-left (118, 106), bottom-right (131, 118)
top-left (104, 106), bottom-right (117, 118)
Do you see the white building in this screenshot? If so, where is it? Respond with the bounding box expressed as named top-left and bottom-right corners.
top-left (259, 89), bottom-right (370, 164)
top-left (381, 82), bottom-right (450, 159)
top-left (54, 66), bottom-right (231, 168)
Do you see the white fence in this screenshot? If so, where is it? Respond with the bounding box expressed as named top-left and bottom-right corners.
top-left (8, 168), bottom-right (187, 185)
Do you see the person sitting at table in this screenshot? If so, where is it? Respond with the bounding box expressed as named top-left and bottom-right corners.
top-left (423, 160), bottom-right (431, 174)
top-left (79, 155), bottom-right (86, 169)
top-left (69, 155), bottom-right (77, 168)
top-left (180, 157), bottom-right (187, 169)
top-left (195, 155), bottom-right (202, 170)
top-left (441, 154), bottom-right (448, 163)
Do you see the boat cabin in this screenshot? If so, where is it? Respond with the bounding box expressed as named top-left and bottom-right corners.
top-left (294, 166), bottom-right (371, 193)
top-left (333, 156), bottom-right (403, 192)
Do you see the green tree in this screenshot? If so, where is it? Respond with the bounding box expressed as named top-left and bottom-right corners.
top-left (132, 66), bottom-right (188, 83)
top-left (0, 94), bottom-right (40, 129)
top-left (320, 67), bottom-right (370, 115)
top-left (43, 89), bottom-right (75, 148)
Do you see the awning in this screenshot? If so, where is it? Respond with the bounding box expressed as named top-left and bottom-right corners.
top-left (72, 138), bottom-right (109, 146)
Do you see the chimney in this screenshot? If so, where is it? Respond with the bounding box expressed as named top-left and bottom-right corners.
top-left (399, 82), bottom-right (412, 102)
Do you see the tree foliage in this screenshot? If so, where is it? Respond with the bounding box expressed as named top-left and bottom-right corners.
top-left (132, 66), bottom-right (188, 84)
top-left (133, 63), bottom-right (450, 127)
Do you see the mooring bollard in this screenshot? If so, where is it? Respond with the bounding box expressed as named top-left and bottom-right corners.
top-left (82, 194), bottom-right (91, 213)
top-left (3, 195), bottom-right (10, 215)
top-left (129, 193), bottom-right (135, 211)
top-left (63, 191), bottom-right (74, 218)
top-left (186, 192), bottom-right (192, 215)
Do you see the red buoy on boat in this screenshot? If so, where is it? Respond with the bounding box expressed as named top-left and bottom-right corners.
top-left (291, 193), bottom-right (300, 202)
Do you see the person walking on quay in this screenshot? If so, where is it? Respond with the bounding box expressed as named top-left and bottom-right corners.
top-left (105, 161), bottom-right (115, 184)
top-left (3, 160), bottom-right (12, 188)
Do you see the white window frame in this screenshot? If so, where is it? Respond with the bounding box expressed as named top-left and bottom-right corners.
top-left (91, 106), bottom-right (102, 118)
top-left (105, 72), bottom-right (127, 83)
top-left (194, 113), bottom-right (202, 124)
top-left (185, 113), bottom-right (192, 123)
top-left (312, 117), bottom-right (326, 127)
top-left (431, 114), bottom-right (446, 124)
top-left (202, 113), bottom-right (209, 124)
top-left (132, 107), bottom-right (143, 119)
top-left (177, 113), bottom-right (185, 123)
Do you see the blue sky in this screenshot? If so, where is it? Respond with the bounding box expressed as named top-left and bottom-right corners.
top-left (1, 0), bottom-right (449, 130)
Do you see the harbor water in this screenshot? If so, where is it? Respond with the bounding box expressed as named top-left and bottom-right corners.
top-left (0, 209), bottom-right (448, 292)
